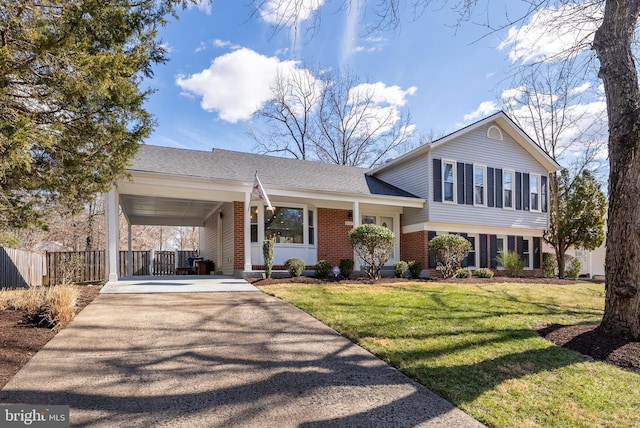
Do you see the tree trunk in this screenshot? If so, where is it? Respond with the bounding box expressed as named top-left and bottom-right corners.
top-left (557, 246), bottom-right (566, 280)
top-left (593, 0), bottom-right (640, 339)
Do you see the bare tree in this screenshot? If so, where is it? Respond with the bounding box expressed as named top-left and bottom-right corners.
top-left (252, 66), bottom-right (415, 167)
top-left (501, 60), bottom-right (607, 277)
top-left (250, 67), bottom-right (321, 160)
top-left (315, 69), bottom-right (415, 167)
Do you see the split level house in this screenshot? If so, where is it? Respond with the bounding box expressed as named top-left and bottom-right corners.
top-left (104, 111), bottom-right (561, 281)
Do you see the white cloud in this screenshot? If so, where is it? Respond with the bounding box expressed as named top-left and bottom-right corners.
top-left (463, 101), bottom-right (499, 122)
top-left (350, 83), bottom-right (417, 107)
top-left (195, 41), bottom-right (207, 53)
top-left (188, 0), bottom-right (212, 15)
top-left (259, 0), bottom-right (325, 26)
top-left (176, 48), bottom-right (301, 123)
top-left (498, 3), bottom-right (602, 64)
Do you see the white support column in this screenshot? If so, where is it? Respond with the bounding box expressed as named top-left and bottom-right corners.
top-left (244, 192), bottom-right (252, 272)
top-left (353, 201), bottom-right (361, 271)
top-left (104, 188), bottom-right (119, 282)
top-left (126, 223), bottom-right (133, 277)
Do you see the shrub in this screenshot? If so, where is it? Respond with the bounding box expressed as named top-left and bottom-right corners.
top-left (339, 259), bottom-right (354, 279)
top-left (349, 224), bottom-right (395, 280)
top-left (456, 267), bottom-right (471, 278)
top-left (314, 260), bottom-right (332, 278)
top-left (565, 255), bottom-right (582, 280)
top-left (496, 251), bottom-right (526, 277)
top-left (263, 240), bottom-right (274, 279)
top-left (393, 261), bottom-right (409, 278)
top-left (542, 252), bottom-right (558, 278)
top-left (428, 234), bottom-right (471, 279)
top-left (475, 268), bottom-right (494, 278)
top-left (284, 258), bottom-right (305, 277)
top-left (407, 260), bottom-right (423, 278)
top-left (45, 285), bottom-right (79, 330)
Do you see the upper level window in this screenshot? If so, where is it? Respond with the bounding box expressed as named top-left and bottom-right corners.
top-left (530, 174), bottom-right (540, 211)
top-left (474, 165), bottom-right (486, 206)
top-left (503, 170), bottom-right (514, 209)
top-left (487, 125), bottom-right (503, 140)
top-left (443, 161), bottom-right (455, 203)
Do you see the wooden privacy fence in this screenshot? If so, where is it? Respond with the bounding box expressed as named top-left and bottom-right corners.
top-left (46, 250), bottom-right (105, 286)
top-left (0, 246), bottom-right (45, 288)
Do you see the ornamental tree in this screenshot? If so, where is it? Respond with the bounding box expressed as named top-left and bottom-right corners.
top-left (428, 234), bottom-right (471, 279)
top-left (349, 224), bottom-right (395, 280)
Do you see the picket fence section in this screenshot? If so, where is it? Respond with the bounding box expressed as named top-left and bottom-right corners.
top-left (0, 246), bottom-right (46, 288)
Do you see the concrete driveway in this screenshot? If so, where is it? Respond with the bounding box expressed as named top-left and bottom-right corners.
top-left (0, 289), bottom-right (484, 427)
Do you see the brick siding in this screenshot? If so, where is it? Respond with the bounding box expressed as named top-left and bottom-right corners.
top-left (317, 208), bottom-right (354, 266)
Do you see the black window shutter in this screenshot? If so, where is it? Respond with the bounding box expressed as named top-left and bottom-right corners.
top-left (495, 168), bottom-right (503, 208)
top-left (523, 173), bottom-right (530, 211)
top-left (433, 159), bottom-right (442, 202)
top-left (428, 231), bottom-right (437, 268)
top-left (465, 163), bottom-right (474, 205)
top-left (461, 233), bottom-right (468, 267)
top-left (457, 162), bottom-right (465, 204)
top-left (480, 234), bottom-right (488, 267)
top-left (515, 172), bottom-right (522, 210)
top-left (508, 236), bottom-right (516, 253)
top-left (533, 237), bottom-right (541, 269)
top-left (490, 235), bottom-right (498, 268)
top-left (541, 175), bottom-right (548, 212)
top-left (517, 236), bottom-right (524, 258)
top-left (487, 167), bottom-right (495, 207)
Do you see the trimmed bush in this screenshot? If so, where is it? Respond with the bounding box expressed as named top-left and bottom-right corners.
top-left (496, 251), bottom-right (526, 277)
top-left (339, 259), bottom-right (354, 279)
top-left (393, 261), bottom-right (409, 278)
top-left (284, 258), bottom-right (305, 277)
top-left (428, 234), bottom-right (471, 279)
top-left (542, 252), bottom-right (557, 278)
top-left (456, 267), bottom-right (471, 278)
top-left (263, 240), bottom-right (274, 278)
top-left (565, 255), bottom-right (582, 280)
top-left (407, 260), bottom-right (423, 278)
top-left (475, 268), bottom-right (494, 278)
top-left (314, 260), bottom-right (332, 278)
top-left (349, 224), bottom-right (395, 280)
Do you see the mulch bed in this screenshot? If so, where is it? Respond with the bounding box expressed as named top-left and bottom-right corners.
top-left (0, 285), bottom-right (101, 389)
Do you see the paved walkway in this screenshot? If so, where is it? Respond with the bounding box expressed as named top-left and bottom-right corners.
top-left (1, 286), bottom-right (484, 427)
top-left (101, 275), bottom-right (259, 293)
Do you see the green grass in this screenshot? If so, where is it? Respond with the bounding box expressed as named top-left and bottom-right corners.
top-left (259, 281), bottom-right (640, 427)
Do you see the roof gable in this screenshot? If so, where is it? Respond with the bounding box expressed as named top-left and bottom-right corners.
top-left (371, 111), bottom-right (561, 175)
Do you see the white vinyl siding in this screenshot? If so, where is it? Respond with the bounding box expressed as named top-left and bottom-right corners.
top-left (429, 124), bottom-right (549, 230)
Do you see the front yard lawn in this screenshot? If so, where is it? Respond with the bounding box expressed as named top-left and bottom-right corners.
top-left (259, 281), bottom-right (640, 427)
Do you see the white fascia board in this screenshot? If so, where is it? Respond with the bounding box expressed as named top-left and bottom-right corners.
top-left (120, 171), bottom-right (425, 209)
top-left (402, 221), bottom-right (545, 237)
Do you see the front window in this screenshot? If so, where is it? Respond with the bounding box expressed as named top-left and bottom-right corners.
top-left (522, 238), bottom-right (531, 268)
top-left (443, 161), bottom-right (455, 202)
top-left (503, 170), bottom-right (514, 209)
top-left (530, 174), bottom-right (540, 211)
top-left (308, 210), bottom-right (315, 245)
top-left (250, 206), bottom-right (258, 243)
top-left (466, 235), bottom-right (477, 268)
top-left (474, 165), bottom-right (486, 206)
top-left (265, 207), bottom-right (304, 244)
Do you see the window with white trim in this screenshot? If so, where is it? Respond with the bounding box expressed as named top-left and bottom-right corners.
top-left (522, 238), bottom-right (531, 268)
top-left (530, 174), bottom-right (540, 211)
top-left (443, 161), bottom-right (455, 203)
top-left (503, 170), bottom-right (514, 209)
top-left (474, 165), bottom-right (486, 206)
top-left (250, 206), bottom-right (259, 243)
top-left (496, 236), bottom-right (506, 270)
top-left (466, 235), bottom-right (478, 268)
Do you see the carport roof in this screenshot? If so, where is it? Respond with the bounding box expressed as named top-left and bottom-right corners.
top-left (128, 145), bottom-right (418, 198)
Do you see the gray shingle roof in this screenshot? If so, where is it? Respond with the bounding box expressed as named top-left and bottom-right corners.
top-left (129, 145), bottom-right (417, 198)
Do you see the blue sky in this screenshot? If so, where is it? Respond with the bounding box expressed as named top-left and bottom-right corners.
top-left (142, 1), bottom-right (606, 163)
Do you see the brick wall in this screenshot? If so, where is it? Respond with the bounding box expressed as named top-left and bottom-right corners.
top-left (400, 230), bottom-right (428, 268)
top-left (317, 208), bottom-right (354, 266)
